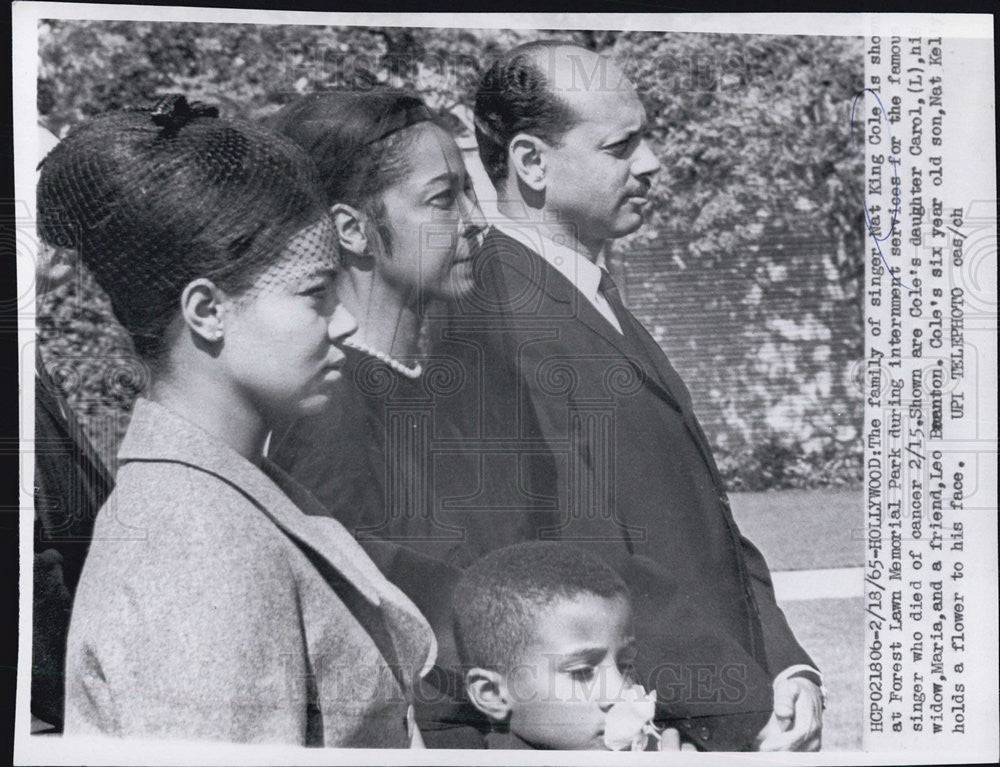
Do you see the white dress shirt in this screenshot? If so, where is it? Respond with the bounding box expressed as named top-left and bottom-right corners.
top-left (493, 222), bottom-right (624, 334)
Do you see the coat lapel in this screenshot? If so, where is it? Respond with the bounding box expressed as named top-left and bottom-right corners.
top-left (615, 308), bottom-right (692, 412)
top-left (119, 400), bottom-right (383, 604)
top-left (118, 399), bottom-right (438, 686)
top-left (616, 309), bottom-right (727, 489)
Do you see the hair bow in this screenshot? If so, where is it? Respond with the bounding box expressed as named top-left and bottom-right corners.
top-left (150, 94), bottom-right (220, 137)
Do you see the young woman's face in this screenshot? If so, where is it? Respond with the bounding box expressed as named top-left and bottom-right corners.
top-left (375, 122), bottom-right (486, 302)
top-left (220, 216), bottom-right (357, 423)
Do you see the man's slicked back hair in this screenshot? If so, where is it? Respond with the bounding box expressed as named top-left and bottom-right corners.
top-left (474, 40), bottom-right (582, 187)
top-left (453, 541), bottom-right (629, 672)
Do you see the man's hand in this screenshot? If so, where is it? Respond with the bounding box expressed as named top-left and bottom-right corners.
top-left (754, 676), bottom-right (823, 751)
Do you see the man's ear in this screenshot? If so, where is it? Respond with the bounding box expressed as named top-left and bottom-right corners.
top-left (330, 203), bottom-right (369, 257)
top-left (179, 278), bottom-right (227, 345)
top-left (465, 667), bottom-right (511, 723)
top-left (508, 134), bottom-right (548, 192)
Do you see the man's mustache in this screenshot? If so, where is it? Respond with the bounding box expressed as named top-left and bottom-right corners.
top-left (625, 180), bottom-right (652, 199)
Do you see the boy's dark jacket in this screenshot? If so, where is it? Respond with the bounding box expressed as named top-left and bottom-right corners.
top-left (485, 730), bottom-right (534, 749)
top-left (433, 228), bottom-right (817, 751)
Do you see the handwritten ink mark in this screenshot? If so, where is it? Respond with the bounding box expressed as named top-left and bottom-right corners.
top-left (851, 88), bottom-right (913, 291)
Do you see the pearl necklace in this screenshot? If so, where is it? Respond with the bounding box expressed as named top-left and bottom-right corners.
top-left (344, 337), bottom-right (423, 380)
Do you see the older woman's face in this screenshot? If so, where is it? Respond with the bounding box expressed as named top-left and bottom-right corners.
top-left (220, 216), bottom-right (358, 423)
top-left (375, 122), bottom-right (486, 302)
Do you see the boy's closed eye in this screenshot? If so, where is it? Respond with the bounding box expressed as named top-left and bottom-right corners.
top-left (298, 283), bottom-right (328, 298)
top-left (424, 171), bottom-right (469, 209)
top-left (560, 647), bottom-right (607, 683)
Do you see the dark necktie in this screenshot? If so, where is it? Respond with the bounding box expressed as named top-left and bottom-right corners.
top-left (597, 269), bottom-right (631, 332)
top-left (598, 269), bottom-right (683, 410)
top-left (598, 270), bottom-right (725, 485)
top-left (598, 268), bottom-right (661, 360)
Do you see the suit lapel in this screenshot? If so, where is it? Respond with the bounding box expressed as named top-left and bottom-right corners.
top-left (617, 309), bottom-right (692, 410)
top-left (483, 229), bottom-right (723, 488)
top-left (614, 307), bottom-right (726, 485)
top-left (482, 230), bottom-right (726, 486)
top-left (487, 230), bottom-right (625, 349)
top-left (620, 312), bottom-right (727, 488)
top-left (485, 230), bottom-right (685, 411)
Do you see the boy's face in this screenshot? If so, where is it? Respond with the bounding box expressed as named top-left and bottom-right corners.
top-left (505, 592), bottom-right (640, 750)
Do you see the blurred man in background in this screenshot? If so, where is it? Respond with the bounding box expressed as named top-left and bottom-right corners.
top-left (31, 124), bottom-right (114, 731)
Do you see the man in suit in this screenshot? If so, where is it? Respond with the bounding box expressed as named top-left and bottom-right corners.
top-left (32, 124), bottom-right (115, 731)
top-left (438, 41), bottom-right (824, 751)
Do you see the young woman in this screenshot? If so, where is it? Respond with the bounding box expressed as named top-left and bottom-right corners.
top-left (38, 96), bottom-right (436, 747)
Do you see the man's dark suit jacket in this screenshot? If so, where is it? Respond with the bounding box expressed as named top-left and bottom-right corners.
top-left (435, 227), bottom-right (816, 751)
top-left (33, 362), bottom-right (114, 729)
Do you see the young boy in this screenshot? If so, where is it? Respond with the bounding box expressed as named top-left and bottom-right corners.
top-left (453, 541), bottom-right (692, 751)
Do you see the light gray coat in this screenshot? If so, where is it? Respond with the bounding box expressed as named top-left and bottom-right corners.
top-left (64, 398), bottom-right (435, 747)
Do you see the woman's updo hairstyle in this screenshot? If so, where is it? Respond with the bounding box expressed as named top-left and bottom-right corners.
top-left (37, 95), bottom-right (329, 362)
top-left (266, 90), bottom-right (435, 255)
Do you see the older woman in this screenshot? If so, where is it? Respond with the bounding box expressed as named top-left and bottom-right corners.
top-left (265, 90), bottom-right (527, 747)
top-left (267, 91), bottom-right (557, 570)
top-left (38, 96), bottom-right (435, 747)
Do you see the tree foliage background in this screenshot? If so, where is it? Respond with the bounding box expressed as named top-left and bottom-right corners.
top-left (37, 21), bottom-right (864, 488)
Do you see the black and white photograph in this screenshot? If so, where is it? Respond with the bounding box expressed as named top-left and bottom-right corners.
top-left (10, 6), bottom-right (997, 765)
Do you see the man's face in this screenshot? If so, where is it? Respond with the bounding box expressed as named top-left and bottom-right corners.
top-left (542, 76), bottom-right (660, 251)
top-left (504, 592), bottom-right (641, 750)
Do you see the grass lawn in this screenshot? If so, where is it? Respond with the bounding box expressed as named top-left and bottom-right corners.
top-left (729, 488), bottom-right (865, 751)
top-left (729, 488), bottom-right (863, 571)
top-left (780, 597), bottom-right (864, 751)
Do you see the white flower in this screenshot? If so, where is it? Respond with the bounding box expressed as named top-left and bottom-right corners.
top-left (602, 685), bottom-right (657, 751)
